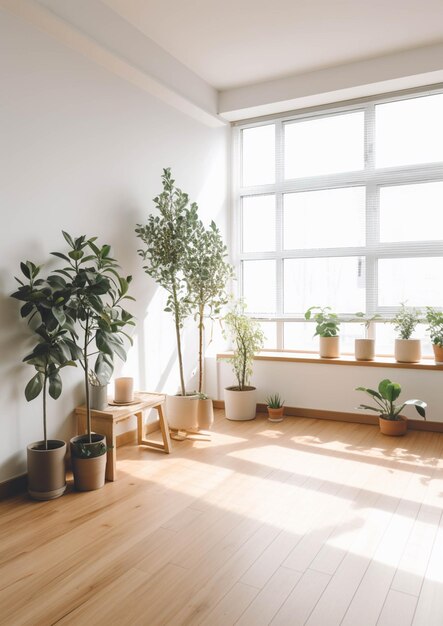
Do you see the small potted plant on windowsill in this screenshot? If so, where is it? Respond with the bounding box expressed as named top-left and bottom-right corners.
top-left (356, 378), bottom-right (426, 436)
top-left (392, 303), bottom-right (421, 363)
top-left (223, 302), bottom-right (264, 421)
top-left (266, 393), bottom-right (285, 423)
top-left (425, 307), bottom-right (443, 364)
top-left (353, 312), bottom-right (381, 361)
top-left (305, 306), bottom-right (340, 358)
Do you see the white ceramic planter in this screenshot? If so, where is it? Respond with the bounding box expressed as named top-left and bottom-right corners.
top-left (224, 386), bottom-right (257, 421)
top-left (319, 336), bottom-right (340, 358)
top-left (197, 398), bottom-right (214, 430)
top-left (355, 338), bottom-right (375, 361)
top-left (90, 384), bottom-right (108, 411)
top-left (166, 394), bottom-right (199, 431)
top-left (394, 339), bottom-right (421, 363)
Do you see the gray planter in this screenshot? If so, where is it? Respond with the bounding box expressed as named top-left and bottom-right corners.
top-left (27, 440), bottom-right (66, 500)
top-left (90, 384), bottom-right (108, 411)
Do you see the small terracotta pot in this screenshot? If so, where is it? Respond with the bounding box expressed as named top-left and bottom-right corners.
top-left (70, 434), bottom-right (107, 491)
top-left (394, 339), bottom-right (421, 363)
top-left (432, 344), bottom-right (443, 364)
top-left (197, 398), bottom-right (214, 430)
top-left (379, 416), bottom-right (407, 436)
top-left (355, 338), bottom-right (375, 361)
top-left (319, 336), bottom-right (340, 358)
top-left (267, 407), bottom-right (284, 423)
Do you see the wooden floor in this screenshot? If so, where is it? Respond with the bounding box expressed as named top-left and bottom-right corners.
top-left (1, 411), bottom-right (443, 626)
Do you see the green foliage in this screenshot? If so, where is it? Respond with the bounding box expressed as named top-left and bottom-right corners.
top-left (51, 231), bottom-right (135, 442)
top-left (355, 378), bottom-right (426, 421)
top-left (185, 219), bottom-right (234, 393)
top-left (71, 440), bottom-right (110, 459)
top-left (392, 303), bottom-right (420, 340)
top-left (353, 312), bottom-right (381, 334)
top-left (266, 393), bottom-right (284, 409)
top-left (223, 302), bottom-right (264, 391)
top-left (136, 168), bottom-right (201, 396)
top-left (425, 307), bottom-right (443, 347)
top-left (305, 306), bottom-right (340, 337)
top-left (11, 261), bottom-right (76, 449)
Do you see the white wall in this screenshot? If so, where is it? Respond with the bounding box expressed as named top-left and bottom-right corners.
top-left (0, 9), bottom-right (229, 482)
top-left (209, 358), bottom-right (442, 423)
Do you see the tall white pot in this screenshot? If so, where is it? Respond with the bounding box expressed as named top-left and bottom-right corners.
top-left (395, 339), bottom-right (421, 363)
top-left (166, 394), bottom-right (199, 431)
top-left (224, 387), bottom-right (257, 421)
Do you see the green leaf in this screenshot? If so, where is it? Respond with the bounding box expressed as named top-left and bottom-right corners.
top-left (62, 231), bottom-right (75, 247)
top-left (68, 250), bottom-right (84, 261)
top-left (52, 307), bottom-right (66, 326)
top-left (48, 372), bottom-right (62, 399)
top-left (25, 373), bottom-right (43, 401)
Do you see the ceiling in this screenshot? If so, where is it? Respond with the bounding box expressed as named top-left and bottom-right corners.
top-left (101, 0), bottom-right (443, 90)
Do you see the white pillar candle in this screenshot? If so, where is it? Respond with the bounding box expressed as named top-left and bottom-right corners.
top-left (114, 377), bottom-right (134, 403)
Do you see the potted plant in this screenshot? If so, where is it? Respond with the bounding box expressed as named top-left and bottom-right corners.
top-left (305, 306), bottom-right (341, 358)
top-left (54, 232), bottom-right (135, 491)
top-left (353, 312), bottom-right (381, 361)
top-left (392, 303), bottom-right (421, 363)
top-left (356, 378), bottom-right (426, 436)
top-left (266, 393), bottom-right (285, 423)
top-left (223, 302), bottom-right (264, 421)
top-left (425, 307), bottom-right (443, 363)
top-left (184, 219), bottom-right (234, 430)
top-left (136, 169), bottom-right (203, 433)
top-left (11, 261), bottom-right (75, 500)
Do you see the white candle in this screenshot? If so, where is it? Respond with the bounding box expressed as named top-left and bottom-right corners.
top-left (114, 377), bottom-right (134, 403)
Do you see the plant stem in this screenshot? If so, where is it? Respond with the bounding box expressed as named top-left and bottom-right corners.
top-left (198, 303), bottom-right (204, 394)
top-left (172, 281), bottom-right (186, 396)
top-left (43, 373), bottom-right (48, 450)
top-left (84, 314), bottom-right (91, 443)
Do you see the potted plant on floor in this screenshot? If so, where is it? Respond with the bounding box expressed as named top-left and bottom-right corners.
top-left (54, 231), bottom-right (135, 491)
top-left (392, 303), bottom-right (421, 363)
top-left (305, 306), bottom-right (341, 358)
top-left (185, 219), bottom-right (234, 430)
top-left (353, 312), bottom-right (381, 361)
top-left (136, 169), bottom-right (202, 433)
top-left (266, 393), bottom-right (285, 423)
top-left (223, 302), bottom-right (264, 421)
top-left (355, 378), bottom-right (426, 436)
top-left (425, 307), bottom-right (443, 363)
top-left (11, 261), bottom-right (76, 500)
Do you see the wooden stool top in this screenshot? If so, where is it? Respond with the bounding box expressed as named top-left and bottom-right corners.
top-left (75, 391), bottom-right (166, 421)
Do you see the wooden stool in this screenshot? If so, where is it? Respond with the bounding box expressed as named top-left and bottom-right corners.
top-left (74, 392), bottom-right (171, 481)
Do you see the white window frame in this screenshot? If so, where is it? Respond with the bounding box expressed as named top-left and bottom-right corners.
top-left (232, 85), bottom-right (443, 350)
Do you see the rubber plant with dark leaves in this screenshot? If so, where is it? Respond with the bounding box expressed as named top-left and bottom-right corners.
top-left (11, 260), bottom-right (76, 449)
top-left (53, 232), bottom-right (135, 458)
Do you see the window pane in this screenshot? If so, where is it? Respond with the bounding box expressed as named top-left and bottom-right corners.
top-left (242, 125), bottom-right (275, 186)
top-left (284, 187), bottom-right (365, 249)
top-left (284, 321), bottom-right (362, 353)
top-left (378, 257), bottom-right (443, 307)
top-left (284, 257), bottom-right (365, 315)
top-left (376, 93), bottom-right (443, 168)
top-left (243, 260), bottom-right (276, 314)
top-left (257, 322), bottom-right (277, 349)
top-left (284, 112), bottom-right (364, 178)
top-left (380, 181), bottom-right (443, 242)
top-left (242, 195), bottom-right (275, 252)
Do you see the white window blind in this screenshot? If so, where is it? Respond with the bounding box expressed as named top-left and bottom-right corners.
top-left (234, 88), bottom-right (443, 352)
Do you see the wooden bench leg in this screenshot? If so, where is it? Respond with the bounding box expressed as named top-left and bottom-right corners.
top-left (157, 403), bottom-right (171, 454)
top-left (138, 403), bottom-right (171, 454)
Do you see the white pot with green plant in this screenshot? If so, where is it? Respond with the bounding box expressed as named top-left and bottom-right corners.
top-left (266, 393), bottom-right (284, 422)
top-left (12, 261), bottom-right (76, 500)
top-left (88, 370), bottom-right (108, 411)
top-left (425, 307), bottom-right (443, 363)
top-left (54, 231), bottom-right (135, 491)
top-left (392, 303), bottom-right (421, 363)
top-left (305, 306), bottom-right (340, 358)
top-left (136, 169), bottom-right (201, 432)
top-left (353, 312), bottom-right (380, 361)
top-left (223, 303), bottom-right (264, 421)
top-left (356, 378), bottom-right (426, 436)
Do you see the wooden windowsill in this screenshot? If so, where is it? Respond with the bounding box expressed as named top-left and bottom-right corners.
top-left (216, 351), bottom-right (443, 371)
